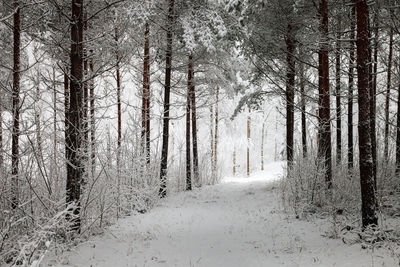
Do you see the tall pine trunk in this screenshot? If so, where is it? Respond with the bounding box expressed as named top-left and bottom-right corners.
top-left (142, 22), bottom-right (151, 165)
top-left (185, 55), bottom-right (192, 191)
top-left (318, 0), bottom-right (332, 191)
top-left (300, 61), bottom-right (307, 158)
top-left (354, 0), bottom-right (378, 228)
top-left (384, 27), bottom-right (393, 160)
top-left (66, 0), bottom-right (84, 231)
top-left (396, 79), bottom-right (400, 174)
top-left (159, 0), bottom-right (175, 197)
top-left (335, 16), bottom-right (342, 165)
top-left (89, 50), bottom-right (95, 178)
top-left (348, 6), bottom-right (355, 171)
top-left (115, 27), bottom-right (122, 217)
top-left (189, 55), bottom-right (199, 186)
top-left (11, 0), bottom-right (21, 209)
top-left (285, 22), bottom-right (295, 173)
top-left (213, 87), bottom-right (219, 181)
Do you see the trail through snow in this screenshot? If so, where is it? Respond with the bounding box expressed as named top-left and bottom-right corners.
top-left (46, 162), bottom-right (395, 267)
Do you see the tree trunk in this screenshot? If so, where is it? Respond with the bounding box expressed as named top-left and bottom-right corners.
top-left (11, 0), bottom-right (21, 210)
top-left (396, 79), bottom-right (400, 174)
top-left (348, 6), bottom-right (355, 171)
top-left (261, 119), bottom-right (265, 170)
top-left (214, 86), bottom-right (219, 180)
top-left (384, 27), bottom-right (393, 160)
top-left (335, 15), bottom-right (342, 165)
top-left (186, 55), bottom-right (192, 191)
top-left (66, 0), bottom-right (84, 231)
top-left (233, 147), bottom-right (236, 175)
top-left (354, 0), bottom-right (378, 228)
top-left (300, 61), bottom-right (307, 158)
top-left (159, 0), bottom-right (175, 197)
top-left (247, 108), bottom-right (251, 176)
top-left (285, 22), bottom-right (295, 173)
top-left (189, 55), bottom-right (199, 186)
top-left (52, 67), bottom-right (57, 193)
top-left (115, 28), bottom-right (122, 217)
top-left (210, 104), bottom-right (214, 173)
top-left (371, 9), bottom-right (379, 185)
top-left (318, 0), bottom-right (332, 191)
top-left (89, 50), bottom-right (95, 179)
top-left (142, 22), bottom-right (151, 165)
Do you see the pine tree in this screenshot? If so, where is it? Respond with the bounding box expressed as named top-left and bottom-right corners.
top-left (354, 0), bottom-right (378, 228)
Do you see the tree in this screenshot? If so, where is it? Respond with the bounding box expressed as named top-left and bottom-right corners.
top-left (142, 22), bottom-right (151, 165)
top-left (335, 14), bottom-right (342, 165)
top-left (11, 0), bottom-right (21, 209)
top-left (384, 15), bottom-right (393, 160)
top-left (189, 55), bottom-right (199, 186)
top-left (186, 54), bottom-right (193, 191)
top-left (66, 0), bottom-right (84, 231)
top-left (318, 0), bottom-right (332, 191)
top-left (354, 0), bottom-right (378, 228)
top-left (159, 0), bottom-right (175, 197)
top-left (348, 6), bottom-right (355, 171)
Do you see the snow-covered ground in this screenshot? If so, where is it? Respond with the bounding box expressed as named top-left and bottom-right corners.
top-left (45, 162), bottom-right (396, 266)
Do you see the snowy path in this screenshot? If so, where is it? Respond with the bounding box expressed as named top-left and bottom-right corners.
top-left (48, 162), bottom-right (395, 267)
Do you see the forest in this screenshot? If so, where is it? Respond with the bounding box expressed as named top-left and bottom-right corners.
top-left (1, 0), bottom-right (400, 266)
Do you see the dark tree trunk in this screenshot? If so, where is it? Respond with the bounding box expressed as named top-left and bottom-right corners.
top-left (285, 22), bottom-right (295, 173)
top-left (318, 0), bottom-right (332, 190)
top-left (89, 51), bottom-right (95, 178)
top-left (11, 0), bottom-right (21, 209)
top-left (370, 11), bottom-right (378, 188)
top-left (186, 55), bottom-right (192, 191)
top-left (214, 86), bottom-right (219, 179)
top-left (115, 27), bottom-right (122, 217)
top-left (159, 0), bottom-right (175, 197)
top-left (354, 0), bottom-right (378, 228)
top-left (189, 55), bottom-right (199, 186)
top-left (300, 61), bottom-right (307, 158)
top-left (142, 22), bottom-right (151, 165)
top-left (396, 79), bottom-right (400, 174)
top-left (335, 16), bottom-right (342, 165)
top-left (384, 27), bottom-right (393, 160)
top-left (348, 6), bottom-right (355, 171)
top-left (66, 0), bottom-right (84, 231)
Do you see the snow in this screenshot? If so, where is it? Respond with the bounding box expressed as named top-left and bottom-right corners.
top-left (44, 161), bottom-right (396, 266)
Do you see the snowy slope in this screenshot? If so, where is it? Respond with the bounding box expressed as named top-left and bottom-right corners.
top-left (44, 162), bottom-right (396, 267)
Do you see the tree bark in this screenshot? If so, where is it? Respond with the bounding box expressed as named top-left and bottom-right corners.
top-left (115, 27), bottom-right (122, 217)
top-left (300, 61), bottom-right (307, 158)
top-left (89, 50), bottom-right (95, 179)
top-left (214, 86), bottom-right (219, 180)
top-left (318, 0), bottom-right (332, 191)
top-left (189, 55), bottom-right (199, 186)
top-left (384, 26), bottom-right (393, 160)
top-left (348, 6), bottom-right (355, 171)
top-left (285, 22), bottom-right (295, 173)
top-left (11, 0), bottom-right (21, 210)
top-left (354, 0), bottom-right (378, 228)
top-left (261, 119), bottom-right (265, 170)
top-left (396, 79), bottom-right (400, 174)
top-left (370, 10), bottom-right (378, 188)
top-left (159, 0), bottom-right (175, 197)
top-left (142, 22), bottom-right (151, 165)
top-left (247, 108), bottom-right (251, 176)
top-left (186, 55), bottom-right (192, 191)
top-left (66, 0), bottom-right (84, 231)
top-left (335, 15), bottom-right (342, 165)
